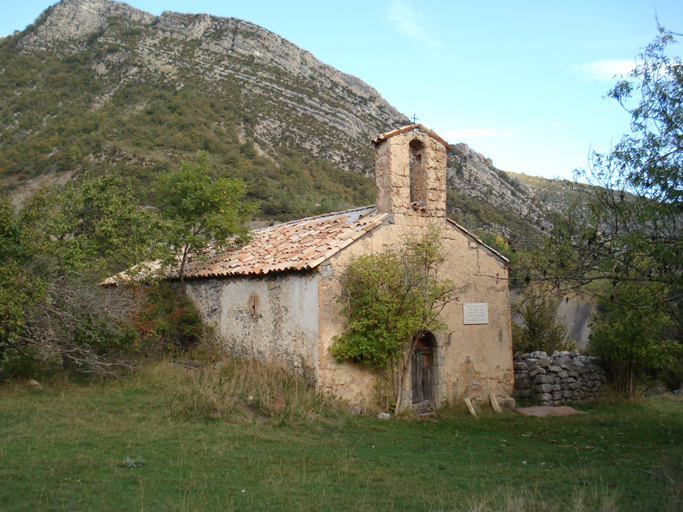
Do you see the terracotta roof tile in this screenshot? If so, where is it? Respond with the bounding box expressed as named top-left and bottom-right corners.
top-left (103, 206), bottom-right (387, 285)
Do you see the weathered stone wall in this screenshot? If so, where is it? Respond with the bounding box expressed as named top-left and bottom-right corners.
top-left (186, 274), bottom-right (319, 377)
top-left (513, 351), bottom-right (605, 405)
top-left (315, 128), bottom-right (514, 410)
top-left (183, 127), bottom-right (514, 410)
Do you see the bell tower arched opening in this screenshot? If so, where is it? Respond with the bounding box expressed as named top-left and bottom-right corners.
top-left (409, 139), bottom-right (427, 210)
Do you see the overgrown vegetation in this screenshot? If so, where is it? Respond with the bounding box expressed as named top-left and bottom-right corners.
top-left (512, 286), bottom-right (572, 355)
top-left (129, 283), bottom-right (205, 357)
top-left (330, 227), bottom-right (460, 412)
top-left (0, 22), bottom-right (378, 223)
top-left (0, 175), bottom-right (163, 378)
top-left (1, 368), bottom-right (681, 511)
top-left (163, 349), bottom-right (346, 423)
top-left (0, 154), bottom-right (247, 379)
top-left (530, 29), bottom-right (683, 396)
top-left (589, 281), bottom-right (677, 399)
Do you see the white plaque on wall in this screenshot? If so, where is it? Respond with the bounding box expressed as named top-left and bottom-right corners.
top-left (463, 302), bottom-right (489, 325)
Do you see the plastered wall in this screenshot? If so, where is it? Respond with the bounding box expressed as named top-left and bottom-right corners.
top-left (184, 127), bottom-right (513, 410)
top-left (187, 274), bottom-right (320, 376)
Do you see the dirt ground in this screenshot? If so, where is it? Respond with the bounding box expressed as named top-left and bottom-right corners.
top-left (515, 406), bottom-right (587, 417)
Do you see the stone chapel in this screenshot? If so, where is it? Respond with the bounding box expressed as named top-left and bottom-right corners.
top-left (108, 124), bottom-right (515, 410)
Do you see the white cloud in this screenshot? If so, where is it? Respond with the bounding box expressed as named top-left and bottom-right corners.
top-left (443, 128), bottom-right (515, 139)
top-left (388, 0), bottom-right (443, 47)
top-left (579, 60), bottom-right (634, 81)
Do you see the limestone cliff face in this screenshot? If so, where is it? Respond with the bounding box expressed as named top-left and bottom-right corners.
top-left (447, 144), bottom-right (552, 237)
top-left (16, 0), bottom-right (407, 173)
top-left (20, 0), bottom-right (155, 46)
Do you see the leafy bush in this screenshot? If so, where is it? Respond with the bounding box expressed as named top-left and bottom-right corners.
top-left (0, 347), bottom-right (42, 380)
top-left (330, 227), bottom-right (460, 411)
top-left (589, 281), bottom-right (678, 399)
top-left (659, 344), bottom-right (683, 391)
top-left (131, 283), bottom-right (205, 356)
top-left (513, 286), bottom-right (572, 355)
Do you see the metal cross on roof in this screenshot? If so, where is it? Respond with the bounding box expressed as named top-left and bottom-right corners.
top-left (411, 114), bottom-right (419, 123)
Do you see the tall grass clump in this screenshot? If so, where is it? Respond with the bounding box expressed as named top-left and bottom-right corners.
top-left (461, 485), bottom-right (619, 512)
top-left (139, 347), bottom-right (346, 424)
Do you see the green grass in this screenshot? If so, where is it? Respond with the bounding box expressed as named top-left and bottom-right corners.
top-left (1, 363), bottom-right (682, 511)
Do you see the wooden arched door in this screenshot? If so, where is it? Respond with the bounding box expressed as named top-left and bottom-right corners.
top-left (411, 332), bottom-right (435, 413)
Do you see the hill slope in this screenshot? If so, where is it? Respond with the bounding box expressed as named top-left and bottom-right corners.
top-left (1, 0), bottom-right (559, 236)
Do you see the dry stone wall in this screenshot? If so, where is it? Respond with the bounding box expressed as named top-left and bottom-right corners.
top-left (513, 351), bottom-right (605, 405)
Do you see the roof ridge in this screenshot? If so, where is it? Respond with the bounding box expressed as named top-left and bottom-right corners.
top-left (446, 218), bottom-right (509, 264)
top-left (370, 124), bottom-right (451, 150)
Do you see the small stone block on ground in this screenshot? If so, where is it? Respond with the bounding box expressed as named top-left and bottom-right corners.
top-left (489, 392), bottom-right (502, 413)
top-left (464, 397), bottom-right (477, 417)
top-left (515, 406), bottom-right (587, 417)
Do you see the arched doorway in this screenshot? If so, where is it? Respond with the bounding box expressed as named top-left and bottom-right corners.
top-left (411, 331), bottom-right (436, 413)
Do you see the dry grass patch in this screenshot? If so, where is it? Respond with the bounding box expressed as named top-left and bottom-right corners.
top-left (137, 351), bottom-right (346, 424)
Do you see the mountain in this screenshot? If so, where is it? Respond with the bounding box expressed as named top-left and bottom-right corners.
top-left (0, 0), bottom-right (562, 238)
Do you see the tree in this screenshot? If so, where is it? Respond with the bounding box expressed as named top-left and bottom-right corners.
top-left (589, 281), bottom-right (676, 399)
top-left (535, 29), bottom-right (683, 325)
top-left (329, 227), bottom-right (460, 412)
top-left (512, 285), bottom-right (571, 355)
top-left (1, 176), bottom-right (161, 378)
top-left (608, 29), bottom-right (683, 207)
top-left (0, 195), bottom-right (45, 372)
top-left (528, 29), bottom-right (683, 396)
top-left (20, 174), bottom-right (163, 281)
top-left (18, 275), bottom-right (141, 378)
top-left (156, 151), bottom-right (255, 295)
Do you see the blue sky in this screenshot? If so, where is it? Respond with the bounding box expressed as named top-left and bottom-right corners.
top-left (2, 0), bottom-right (683, 180)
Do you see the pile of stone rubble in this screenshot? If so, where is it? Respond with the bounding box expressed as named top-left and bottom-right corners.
top-left (513, 350), bottom-right (606, 406)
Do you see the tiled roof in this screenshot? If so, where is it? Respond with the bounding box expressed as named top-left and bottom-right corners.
top-left (103, 206), bottom-right (388, 284)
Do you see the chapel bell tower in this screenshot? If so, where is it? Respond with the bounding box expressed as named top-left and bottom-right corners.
top-left (371, 124), bottom-right (450, 219)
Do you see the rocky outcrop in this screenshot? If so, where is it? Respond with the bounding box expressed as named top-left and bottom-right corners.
top-left (447, 144), bottom-right (551, 236)
top-left (20, 0), bottom-right (156, 48)
top-left (511, 289), bottom-right (596, 348)
top-left (513, 351), bottom-right (605, 405)
top-left (556, 293), bottom-right (595, 348)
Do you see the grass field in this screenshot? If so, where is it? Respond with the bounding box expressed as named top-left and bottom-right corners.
top-left (1, 361), bottom-right (682, 511)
